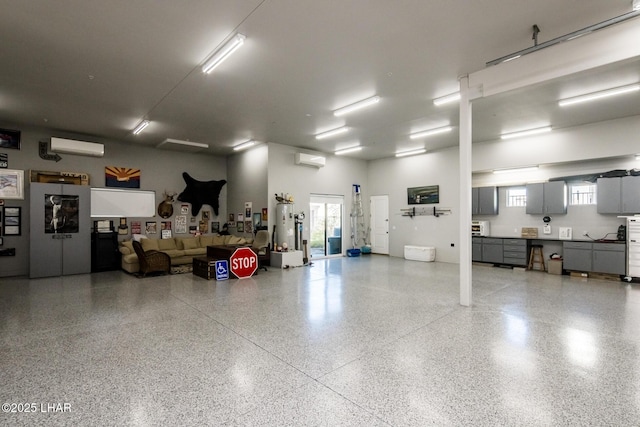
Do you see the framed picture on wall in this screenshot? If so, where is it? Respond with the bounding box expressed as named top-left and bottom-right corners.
top-left (0, 169), bottom-right (24, 200)
top-left (0, 128), bottom-right (21, 150)
top-left (3, 206), bottom-right (21, 235)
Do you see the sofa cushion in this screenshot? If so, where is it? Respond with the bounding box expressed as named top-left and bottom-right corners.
top-left (211, 235), bottom-right (226, 245)
top-left (141, 238), bottom-right (159, 251)
top-left (157, 238), bottom-right (177, 251)
top-left (119, 240), bottom-right (134, 255)
top-left (199, 235), bottom-right (214, 247)
top-left (180, 237), bottom-right (200, 250)
top-left (228, 235), bottom-right (247, 245)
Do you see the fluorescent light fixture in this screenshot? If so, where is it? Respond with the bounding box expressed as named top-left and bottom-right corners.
top-left (132, 120), bottom-right (150, 135)
top-left (433, 92), bottom-right (460, 106)
top-left (501, 126), bottom-right (551, 140)
top-left (493, 166), bottom-right (539, 174)
top-left (558, 83), bottom-right (640, 106)
top-left (315, 126), bottom-right (349, 140)
top-left (202, 33), bottom-right (246, 74)
top-left (157, 138), bottom-right (209, 149)
top-left (233, 140), bottom-right (255, 151)
top-left (409, 125), bottom-right (452, 139)
top-left (335, 146), bottom-right (362, 155)
top-left (395, 148), bottom-right (426, 157)
top-left (333, 96), bottom-right (380, 116)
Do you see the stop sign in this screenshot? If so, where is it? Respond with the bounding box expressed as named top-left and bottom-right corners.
top-left (229, 247), bottom-right (258, 279)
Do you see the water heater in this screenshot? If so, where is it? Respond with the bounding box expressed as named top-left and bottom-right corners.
top-left (275, 203), bottom-right (295, 249)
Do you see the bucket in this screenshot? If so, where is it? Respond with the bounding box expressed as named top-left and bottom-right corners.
top-left (347, 248), bottom-right (361, 257)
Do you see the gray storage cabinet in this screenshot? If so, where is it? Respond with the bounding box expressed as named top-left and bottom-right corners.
top-left (596, 177), bottom-right (622, 214)
top-left (526, 181), bottom-right (567, 214)
top-left (502, 239), bottom-right (529, 266)
top-left (621, 176), bottom-right (640, 214)
top-left (592, 243), bottom-right (626, 275)
top-left (597, 176), bottom-right (640, 214)
top-left (472, 237), bottom-right (483, 262)
top-left (472, 186), bottom-right (499, 215)
top-left (563, 242), bottom-right (592, 272)
top-left (563, 241), bottom-right (625, 275)
top-left (481, 238), bottom-right (503, 264)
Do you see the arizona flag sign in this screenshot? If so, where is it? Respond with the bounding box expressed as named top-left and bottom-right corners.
top-left (105, 166), bottom-right (141, 188)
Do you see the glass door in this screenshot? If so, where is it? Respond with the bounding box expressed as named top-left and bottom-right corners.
top-left (310, 195), bottom-right (343, 259)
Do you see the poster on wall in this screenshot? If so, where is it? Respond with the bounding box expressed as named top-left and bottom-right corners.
top-left (407, 185), bottom-right (439, 205)
top-left (105, 166), bottom-right (141, 188)
top-left (45, 194), bottom-right (79, 234)
top-left (0, 128), bottom-right (21, 150)
top-left (146, 222), bottom-right (157, 234)
top-left (131, 221), bottom-right (142, 235)
top-left (175, 215), bottom-right (187, 234)
top-left (245, 202), bottom-right (252, 218)
top-left (261, 208), bottom-right (268, 221)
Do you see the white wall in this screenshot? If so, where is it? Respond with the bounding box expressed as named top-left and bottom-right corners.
top-left (267, 143), bottom-right (369, 254)
top-left (226, 144), bottom-right (269, 239)
top-left (368, 148), bottom-right (460, 263)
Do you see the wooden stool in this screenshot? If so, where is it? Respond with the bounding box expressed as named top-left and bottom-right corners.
top-left (528, 245), bottom-right (545, 271)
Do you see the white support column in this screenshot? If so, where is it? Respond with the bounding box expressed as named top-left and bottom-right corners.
top-left (459, 76), bottom-right (472, 307)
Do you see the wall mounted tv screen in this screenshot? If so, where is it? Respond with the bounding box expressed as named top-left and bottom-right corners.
top-left (408, 185), bottom-right (439, 205)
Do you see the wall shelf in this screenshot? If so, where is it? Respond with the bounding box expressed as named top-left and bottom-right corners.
top-left (401, 206), bottom-right (451, 218)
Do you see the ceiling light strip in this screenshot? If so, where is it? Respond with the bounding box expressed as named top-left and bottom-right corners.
top-left (335, 146), bottom-right (362, 155)
top-left (202, 33), bottom-right (246, 74)
top-left (315, 126), bottom-right (349, 140)
top-left (233, 140), bottom-right (255, 151)
top-left (558, 83), bottom-right (640, 106)
top-left (132, 120), bottom-right (150, 135)
top-left (493, 166), bottom-right (539, 174)
top-left (500, 126), bottom-right (551, 140)
top-left (158, 138), bottom-right (209, 148)
top-left (333, 96), bottom-right (380, 117)
top-left (409, 126), bottom-right (452, 139)
top-left (395, 148), bottom-right (426, 157)
top-left (433, 92), bottom-right (460, 106)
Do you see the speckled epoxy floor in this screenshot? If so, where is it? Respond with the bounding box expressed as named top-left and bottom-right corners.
top-left (1, 256), bottom-right (640, 426)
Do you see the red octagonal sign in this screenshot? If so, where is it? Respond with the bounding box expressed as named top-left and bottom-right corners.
top-left (229, 247), bottom-right (258, 279)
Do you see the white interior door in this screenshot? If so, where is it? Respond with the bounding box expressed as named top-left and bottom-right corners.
top-left (370, 195), bottom-right (389, 254)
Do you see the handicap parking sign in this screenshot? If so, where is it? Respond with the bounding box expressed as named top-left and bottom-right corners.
top-left (215, 260), bottom-right (229, 281)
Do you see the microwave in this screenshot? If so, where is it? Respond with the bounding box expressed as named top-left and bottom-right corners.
top-left (471, 221), bottom-right (490, 237)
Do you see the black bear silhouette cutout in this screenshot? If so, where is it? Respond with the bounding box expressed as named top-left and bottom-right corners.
top-left (177, 172), bottom-right (226, 216)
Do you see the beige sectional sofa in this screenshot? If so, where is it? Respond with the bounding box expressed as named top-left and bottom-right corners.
top-left (119, 234), bottom-right (252, 274)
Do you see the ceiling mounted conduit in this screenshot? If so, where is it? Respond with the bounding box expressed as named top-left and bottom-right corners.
top-left (486, 10), bottom-right (640, 67)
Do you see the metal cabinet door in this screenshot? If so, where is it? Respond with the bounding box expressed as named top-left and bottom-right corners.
top-left (30, 183), bottom-right (91, 278)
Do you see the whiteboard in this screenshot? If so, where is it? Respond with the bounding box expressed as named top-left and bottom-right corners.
top-left (91, 187), bottom-right (156, 218)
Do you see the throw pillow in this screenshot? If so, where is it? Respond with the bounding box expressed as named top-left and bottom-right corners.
top-left (141, 238), bottom-right (159, 251)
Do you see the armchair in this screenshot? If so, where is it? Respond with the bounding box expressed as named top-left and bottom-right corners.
top-left (252, 230), bottom-right (270, 271)
top-left (132, 240), bottom-right (171, 277)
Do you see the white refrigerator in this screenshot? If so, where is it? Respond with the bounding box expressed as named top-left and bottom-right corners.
top-left (627, 217), bottom-right (640, 278)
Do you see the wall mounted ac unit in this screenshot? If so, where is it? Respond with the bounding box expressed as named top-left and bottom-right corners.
top-left (295, 152), bottom-right (325, 168)
top-left (51, 137), bottom-right (104, 157)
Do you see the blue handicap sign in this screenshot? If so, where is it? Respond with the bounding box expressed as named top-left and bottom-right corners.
top-left (215, 260), bottom-right (229, 281)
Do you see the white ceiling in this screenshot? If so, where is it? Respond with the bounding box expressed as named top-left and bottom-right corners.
top-left (1, 1), bottom-right (639, 160)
